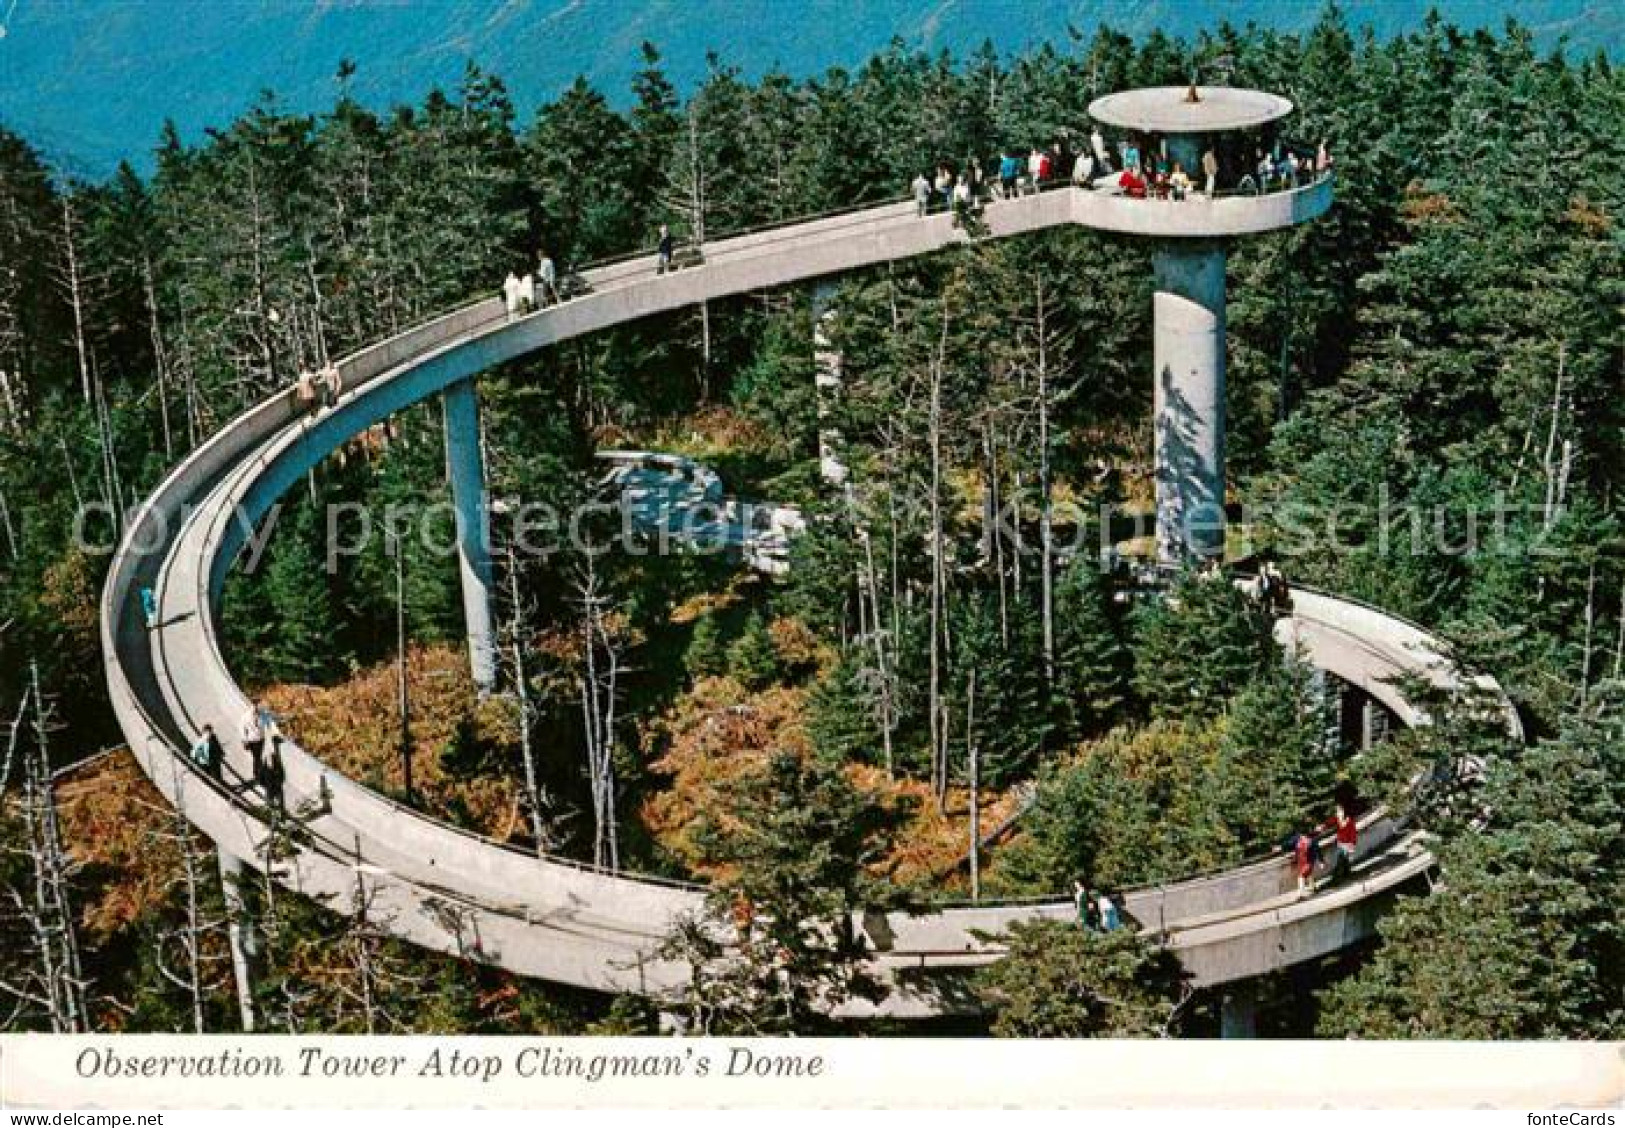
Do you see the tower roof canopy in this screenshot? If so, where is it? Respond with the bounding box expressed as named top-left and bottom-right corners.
top-left (1088, 86), bottom-right (1293, 134)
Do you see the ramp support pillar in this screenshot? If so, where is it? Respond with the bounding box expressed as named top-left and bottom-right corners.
top-left (1153, 242), bottom-right (1227, 564)
top-left (444, 378), bottom-right (498, 693)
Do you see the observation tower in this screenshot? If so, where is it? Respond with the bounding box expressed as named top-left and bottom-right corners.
top-left (1086, 85), bottom-right (1328, 562)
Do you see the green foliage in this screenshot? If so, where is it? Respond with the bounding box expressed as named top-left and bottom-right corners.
top-left (806, 653), bottom-right (887, 767)
top-left (991, 719), bottom-right (1241, 894)
top-left (725, 612), bottom-right (782, 692)
top-left (1316, 696), bottom-right (1623, 1038)
top-left (1213, 656), bottom-right (1339, 851)
top-left (675, 748), bottom-right (904, 1032)
top-left (1052, 557), bottom-right (1132, 739)
top-left (976, 918), bottom-right (1187, 1038)
top-left (684, 612), bottom-right (728, 681)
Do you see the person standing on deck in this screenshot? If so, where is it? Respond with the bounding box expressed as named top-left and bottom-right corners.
top-left (189, 723), bottom-right (223, 779)
top-left (1091, 126), bottom-right (1111, 172)
top-left (656, 224), bottom-right (674, 274)
top-left (537, 251), bottom-right (559, 305)
top-left (241, 705), bottom-right (266, 784)
top-left (293, 369), bottom-right (318, 412)
top-left (1073, 149), bottom-right (1096, 187)
top-left (1319, 800), bottom-right (1359, 884)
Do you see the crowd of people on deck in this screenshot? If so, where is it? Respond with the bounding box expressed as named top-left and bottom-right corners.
top-left (461, 123), bottom-right (1331, 335)
top-left (909, 127), bottom-right (1331, 219)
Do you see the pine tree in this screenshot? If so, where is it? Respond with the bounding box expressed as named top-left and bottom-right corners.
top-left (684, 611), bottom-right (728, 682)
top-left (1213, 656), bottom-right (1337, 851)
top-left (726, 612), bottom-right (782, 692)
top-left (1130, 574), bottom-right (1277, 719)
top-left (1317, 695), bottom-right (1622, 1038)
top-left (1052, 557), bottom-right (1131, 740)
top-left (677, 747), bottom-right (901, 1032)
top-left (976, 918), bottom-right (1188, 1038)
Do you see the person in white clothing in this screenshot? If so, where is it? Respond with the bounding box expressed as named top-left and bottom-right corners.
top-left (1091, 126), bottom-right (1110, 170)
top-left (293, 369), bottom-right (318, 412)
top-left (537, 252), bottom-right (559, 304)
top-left (502, 272), bottom-right (522, 318)
top-left (240, 705), bottom-right (266, 782)
top-left (1073, 150), bottom-right (1095, 187)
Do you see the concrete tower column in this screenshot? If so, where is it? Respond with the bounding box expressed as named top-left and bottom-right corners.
top-left (1152, 242), bottom-right (1227, 563)
top-left (443, 378), bottom-right (497, 693)
top-left (811, 281), bottom-right (848, 487)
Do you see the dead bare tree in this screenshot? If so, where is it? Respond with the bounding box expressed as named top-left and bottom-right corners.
top-left (0, 664), bottom-right (89, 1032)
top-left (1541, 345), bottom-right (1572, 531)
top-left (503, 540), bottom-right (555, 852)
top-left (1, 683), bottom-right (30, 796)
top-left (147, 756), bottom-right (234, 1033)
top-left (335, 835), bottom-right (424, 1034)
top-left (575, 554), bottom-right (623, 871)
top-left (966, 669), bottom-right (980, 902)
top-left (1034, 279), bottom-right (1056, 690)
top-left (927, 297), bottom-right (955, 810)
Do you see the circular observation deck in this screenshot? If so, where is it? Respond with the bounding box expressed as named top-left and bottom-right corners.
top-left (1089, 85), bottom-right (1294, 135)
top-left (1070, 173), bottom-right (1332, 238)
top-left (1080, 84), bottom-right (1326, 238)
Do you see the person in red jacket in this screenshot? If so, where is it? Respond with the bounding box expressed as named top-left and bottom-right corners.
top-left (1119, 166), bottom-right (1147, 199)
top-left (1293, 831), bottom-right (1319, 896)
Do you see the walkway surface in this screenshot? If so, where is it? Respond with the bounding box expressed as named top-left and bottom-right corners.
top-left (100, 178), bottom-right (1516, 1017)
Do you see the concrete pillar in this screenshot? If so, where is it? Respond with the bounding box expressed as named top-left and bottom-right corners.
top-left (443, 378), bottom-right (497, 693)
top-left (1219, 983), bottom-right (1257, 1039)
top-left (216, 848), bottom-right (258, 1033)
top-left (811, 281), bottom-right (848, 487)
top-left (1152, 243), bottom-right (1227, 563)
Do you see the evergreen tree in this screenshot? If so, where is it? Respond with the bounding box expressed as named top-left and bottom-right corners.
top-left (725, 612), bottom-right (782, 692)
top-left (1317, 696), bottom-right (1622, 1038)
top-left (684, 611), bottom-right (728, 682)
top-left (976, 918), bottom-right (1188, 1038)
top-left (674, 748), bottom-right (901, 1032)
top-left (1130, 574), bottom-right (1278, 719)
top-left (1213, 656), bottom-right (1338, 851)
top-left (1052, 556), bottom-right (1131, 740)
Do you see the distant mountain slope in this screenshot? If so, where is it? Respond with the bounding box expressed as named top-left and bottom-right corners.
top-left (1, 0), bottom-right (1617, 178)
